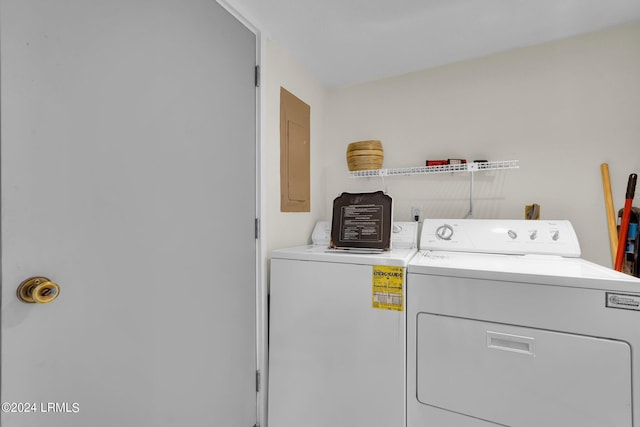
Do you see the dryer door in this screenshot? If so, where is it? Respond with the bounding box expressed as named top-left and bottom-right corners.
top-left (416, 314), bottom-right (632, 427)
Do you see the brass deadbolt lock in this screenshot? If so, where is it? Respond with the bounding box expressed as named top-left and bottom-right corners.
top-left (17, 276), bottom-right (60, 304)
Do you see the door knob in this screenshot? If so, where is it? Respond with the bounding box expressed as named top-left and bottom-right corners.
top-left (17, 276), bottom-right (60, 304)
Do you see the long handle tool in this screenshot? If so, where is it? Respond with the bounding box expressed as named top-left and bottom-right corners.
top-left (601, 163), bottom-right (618, 264)
top-left (615, 173), bottom-right (637, 272)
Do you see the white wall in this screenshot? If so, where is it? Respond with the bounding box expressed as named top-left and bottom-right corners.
top-left (264, 41), bottom-right (328, 256)
top-left (322, 22), bottom-right (640, 267)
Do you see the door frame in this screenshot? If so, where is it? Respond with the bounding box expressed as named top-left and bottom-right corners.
top-left (216, 2), bottom-right (268, 426)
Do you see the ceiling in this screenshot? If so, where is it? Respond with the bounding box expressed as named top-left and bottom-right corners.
top-left (224, 0), bottom-right (640, 88)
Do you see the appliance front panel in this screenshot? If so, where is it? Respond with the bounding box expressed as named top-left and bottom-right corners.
top-left (269, 258), bottom-right (405, 427)
top-left (407, 272), bottom-right (640, 427)
top-left (416, 314), bottom-right (632, 427)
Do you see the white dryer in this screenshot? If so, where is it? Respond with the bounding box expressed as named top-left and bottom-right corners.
top-left (407, 219), bottom-right (640, 427)
top-left (268, 221), bottom-right (418, 427)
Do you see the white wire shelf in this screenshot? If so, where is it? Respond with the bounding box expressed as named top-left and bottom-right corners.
top-left (348, 160), bottom-right (519, 178)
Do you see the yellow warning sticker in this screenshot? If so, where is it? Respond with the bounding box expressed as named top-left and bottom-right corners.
top-left (372, 265), bottom-right (404, 311)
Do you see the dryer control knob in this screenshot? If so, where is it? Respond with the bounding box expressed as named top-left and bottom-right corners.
top-left (436, 224), bottom-right (454, 240)
top-left (529, 230), bottom-right (538, 240)
top-left (551, 230), bottom-right (560, 241)
top-left (508, 230), bottom-right (518, 240)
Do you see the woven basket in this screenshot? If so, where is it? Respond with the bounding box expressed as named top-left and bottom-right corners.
top-left (346, 140), bottom-right (384, 171)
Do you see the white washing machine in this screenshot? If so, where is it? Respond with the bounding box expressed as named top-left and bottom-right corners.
top-left (268, 221), bottom-right (418, 427)
top-left (407, 219), bottom-right (640, 427)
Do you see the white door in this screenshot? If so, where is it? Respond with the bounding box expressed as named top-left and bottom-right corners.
top-left (0, 1), bottom-right (258, 426)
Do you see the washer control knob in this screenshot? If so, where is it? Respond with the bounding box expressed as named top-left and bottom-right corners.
top-left (508, 230), bottom-right (518, 240)
top-left (551, 230), bottom-right (560, 241)
top-left (436, 224), bottom-right (454, 240)
top-left (529, 230), bottom-right (538, 240)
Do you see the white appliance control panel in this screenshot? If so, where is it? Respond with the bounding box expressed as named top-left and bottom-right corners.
top-left (311, 221), bottom-right (332, 246)
top-left (421, 219), bottom-right (581, 257)
top-left (391, 222), bottom-right (419, 249)
top-left (312, 220), bottom-right (418, 249)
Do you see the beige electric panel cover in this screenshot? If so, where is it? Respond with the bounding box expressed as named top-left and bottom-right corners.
top-left (280, 87), bottom-right (310, 212)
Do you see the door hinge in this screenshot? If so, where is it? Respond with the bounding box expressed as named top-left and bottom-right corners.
top-left (255, 65), bottom-right (260, 87)
top-left (256, 370), bottom-right (261, 392)
top-left (255, 218), bottom-right (260, 240)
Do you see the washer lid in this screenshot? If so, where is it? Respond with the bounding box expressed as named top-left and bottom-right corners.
top-left (271, 245), bottom-right (417, 267)
top-left (273, 220), bottom-right (418, 266)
